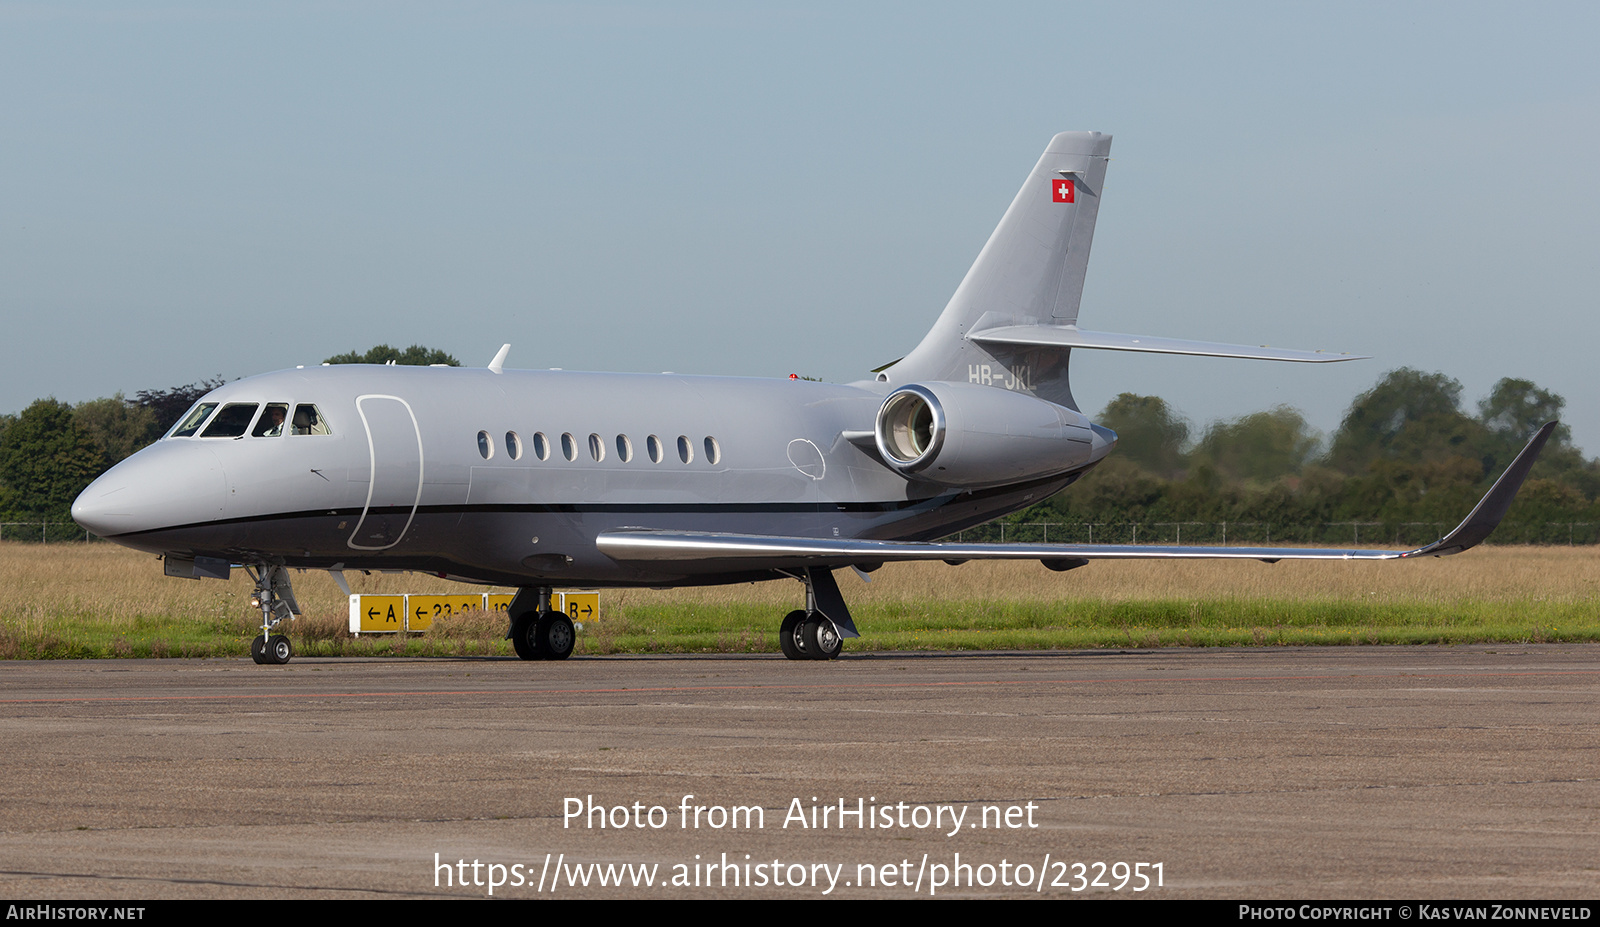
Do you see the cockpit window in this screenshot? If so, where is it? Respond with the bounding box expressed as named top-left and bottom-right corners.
top-left (291, 404), bottom-right (331, 436)
top-left (168, 402), bottom-right (219, 438)
top-left (252, 403), bottom-right (290, 437)
top-left (199, 403), bottom-right (260, 438)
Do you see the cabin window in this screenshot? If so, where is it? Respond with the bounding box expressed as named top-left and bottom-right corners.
top-left (561, 433), bottom-right (576, 461)
top-left (616, 434), bottom-right (633, 462)
top-left (677, 435), bottom-right (693, 464)
top-left (291, 404), bottom-right (331, 436)
top-left (199, 403), bottom-right (259, 438)
top-left (506, 431), bottom-right (522, 460)
top-left (646, 435), bottom-right (663, 463)
top-left (252, 404), bottom-right (290, 437)
top-left (588, 433), bottom-right (605, 462)
top-left (169, 403), bottom-right (218, 438)
top-left (532, 432), bottom-right (550, 461)
top-left (477, 431), bottom-right (493, 459)
top-left (704, 436), bottom-right (721, 465)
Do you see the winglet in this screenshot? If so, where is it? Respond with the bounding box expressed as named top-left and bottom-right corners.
top-left (488, 344), bottom-right (511, 374)
top-left (1404, 421), bottom-right (1556, 558)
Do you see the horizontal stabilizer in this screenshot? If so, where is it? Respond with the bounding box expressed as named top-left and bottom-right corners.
top-left (968, 324), bottom-right (1367, 363)
top-left (598, 423), bottom-right (1554, 571)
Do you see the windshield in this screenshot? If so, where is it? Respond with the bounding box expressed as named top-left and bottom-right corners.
top-left (199, 403), bottom-right (260, 438)
top-left (168, 402), bottom-right (219, 438)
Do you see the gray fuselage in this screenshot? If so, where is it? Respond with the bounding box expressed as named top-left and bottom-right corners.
top-left (72, 364), bottom-right (1108, 588)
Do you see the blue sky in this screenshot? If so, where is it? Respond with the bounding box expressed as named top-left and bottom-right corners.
top-left (4, 2), bottom-right (1597, 452)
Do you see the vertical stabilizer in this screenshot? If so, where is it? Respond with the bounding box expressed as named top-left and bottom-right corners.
top-left (887, 132), bottom-right (1112, 408)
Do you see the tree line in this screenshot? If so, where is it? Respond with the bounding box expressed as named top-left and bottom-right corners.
top-left (999, 369), bottom-right (1599, 544)
top-left (2, 353), bottom-right (1594, 544)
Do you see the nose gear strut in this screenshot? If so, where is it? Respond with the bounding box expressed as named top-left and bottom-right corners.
top-left (245, 564), bottom-right (301, 665)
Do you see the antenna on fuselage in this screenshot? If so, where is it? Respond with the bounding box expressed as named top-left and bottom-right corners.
top-left (488, 343), bottom-right (511, 374)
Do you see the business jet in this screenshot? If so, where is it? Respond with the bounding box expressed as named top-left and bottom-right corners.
top-left (71, 131), bottom-right (1553, 665)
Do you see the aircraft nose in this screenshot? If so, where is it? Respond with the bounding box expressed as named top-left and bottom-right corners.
top-left (72, 442), bottom-right (226, 539)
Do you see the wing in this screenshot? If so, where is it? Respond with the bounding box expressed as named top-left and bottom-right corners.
top-left (598, 423), bottom-right (1555, 573)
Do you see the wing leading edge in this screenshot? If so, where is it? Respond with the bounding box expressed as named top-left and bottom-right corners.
top-left (597, 424), bottom-right (1555, 571)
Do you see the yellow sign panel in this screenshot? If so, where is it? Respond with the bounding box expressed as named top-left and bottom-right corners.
top-left (406, 594), bottom-right (490, 631)
top-left (559, 591), bottom-right (599, 623)
top-left (347, 591), bottom-right (599, 633)
top-left (350, 595), bottom-right (406, 633)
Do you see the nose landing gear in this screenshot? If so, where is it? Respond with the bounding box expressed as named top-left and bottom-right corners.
top-left (245, 564), bottom-right (301, 665)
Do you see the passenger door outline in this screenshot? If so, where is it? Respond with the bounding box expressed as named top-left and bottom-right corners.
top-left (347, 394), bottom-right (424, 551)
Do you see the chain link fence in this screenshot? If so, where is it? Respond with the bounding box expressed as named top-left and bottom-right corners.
top-left (951, 521), bottom-right (1600, 546)
top-left (0, 522), bottom-right (99, 542)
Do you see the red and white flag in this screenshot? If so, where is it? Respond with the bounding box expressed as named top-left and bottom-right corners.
top-left (1052, 178), bottom-right (1075, 203)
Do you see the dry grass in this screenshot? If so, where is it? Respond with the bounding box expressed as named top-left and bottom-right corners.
top-left (2, 541), bottom-right (1596, 657)
top-left (604, 544), bottom-right (1600, 610)
top-left (0, 542), bottom-right (502, 619)
top-left (0, 543), bottom-right (517, 658)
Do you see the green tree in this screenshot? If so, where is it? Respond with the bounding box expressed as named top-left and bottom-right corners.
top-left (1096, 393), bottom-right (1189, 478)
top-left (132, 377), bottom-right (226, 436)
top-left (325, 344), bottom-right (460, 366)
top-left (74, 394), bottom-right (160, 466)
top-left (1192, 406), bottom-right (1321, 485)
top-left (1326, 368), bottom-right (1486, 473)
top-left (1045, 456), bottom-right (1168, 523)
top-left (0, 399), bottom-right (107, 520)
top-left (1476, 377), bottom-right (1574, 477)
top-left (1479, 377), bottom-right (1567, 442)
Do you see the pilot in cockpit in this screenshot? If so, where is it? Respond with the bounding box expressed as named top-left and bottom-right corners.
top-left (253, 404), bottom-right (288, 438)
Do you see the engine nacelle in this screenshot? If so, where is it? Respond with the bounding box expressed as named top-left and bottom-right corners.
top-left (874, 382), bottom-right (1102, 488)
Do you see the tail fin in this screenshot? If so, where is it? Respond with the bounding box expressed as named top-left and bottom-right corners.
top-left (887, 132), bottom-right (1113, 408)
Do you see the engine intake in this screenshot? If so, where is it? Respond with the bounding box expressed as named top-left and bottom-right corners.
top-left (876, 384), bottom-right (945, 472)
top-left (873, 382), bottom-right (1100, 488)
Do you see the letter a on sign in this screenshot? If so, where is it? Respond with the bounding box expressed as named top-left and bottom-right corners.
top-left (1052, 178), bottom-right (1075, 203)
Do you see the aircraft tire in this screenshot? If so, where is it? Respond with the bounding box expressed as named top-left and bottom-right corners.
top-left (510, 611), bottom-right (540, 660)
top-left (250, 635), bottom-right (268, 665)
top-left (267, 635), bottom-right (293, 665)
top-left (779, 610), bottom-right (808, 660)
top-left (536, 613), bottom-right (575, 661)
top-left (801, 616), bottom-right (843, 661)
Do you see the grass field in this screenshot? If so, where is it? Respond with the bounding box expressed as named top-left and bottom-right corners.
top-left (1, 541), bottom-right (1596, 659)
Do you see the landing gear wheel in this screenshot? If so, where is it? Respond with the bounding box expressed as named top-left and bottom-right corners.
top-left (536, 613), bottom-right (575, 661)
top-left (510, 611), bottom-right (540, 660)
top-left (802, 616), bottom-right (843, 661)
top-left (267, 634), bottom-right (293, 665)
top-left (250, 635), bottom-right (268, 665)
top-left (779, 610), bottom-right (808, 660)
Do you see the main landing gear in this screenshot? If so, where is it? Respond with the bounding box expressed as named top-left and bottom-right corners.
top-left (780, 609), bottom-right (843, 660)
top-left (777, 567), bottom-right (858, 661)
top-left (506, 586), bottom-right (575, 661)
top-left (245, 564), bottom-right (301, 665)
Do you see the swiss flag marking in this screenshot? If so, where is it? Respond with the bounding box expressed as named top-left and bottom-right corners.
top-left (1052, 178), bottom-right (1075, 203)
